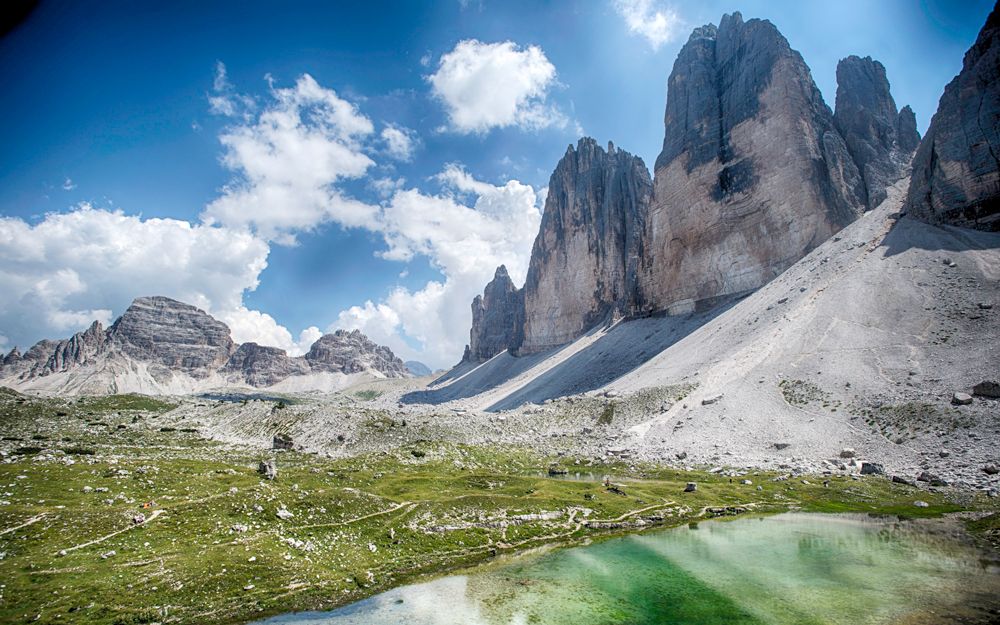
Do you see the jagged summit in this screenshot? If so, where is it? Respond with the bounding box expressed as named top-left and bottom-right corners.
top-left (463, 11), bottom-right (921, 362)
top-left (834, 55), bottom-right (920, 209)
top-left (906, 1), bottom-right (1000, 231)
top-left (1, 295), bottom-right (410, 394)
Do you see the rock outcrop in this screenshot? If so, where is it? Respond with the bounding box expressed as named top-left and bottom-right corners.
top-left (906, 2), bottom-right (1000, 231)
top-left (1, 296), bottom-right (410, 391)
top-left (224, 343), bottom-right (308, 387)
top-left (108, 296), bottom-right (236, 378)
top-left (305, 330), bottom-right (409, 377)
top-left (638, 12), bottom-right (867, 313)
top-left (519, 138), bottom-right (652, 353)
top-left (834, 55), bottom-right (920, 209)
top-left (467, 265), bottom-right (524, 361)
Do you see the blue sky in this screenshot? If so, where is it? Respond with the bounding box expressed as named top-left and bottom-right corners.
top-left (0, 0), bottom-right (993, 368)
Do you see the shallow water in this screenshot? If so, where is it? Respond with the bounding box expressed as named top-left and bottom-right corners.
top-left (252, 513), bottom-right (1000, 625)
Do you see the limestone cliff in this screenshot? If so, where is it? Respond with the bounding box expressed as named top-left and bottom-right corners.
top-left (834, 55), bottom-right (920, 209)
top-left (467, 265), bottom-right (523, 362)
top-left (519, 138), bottom-right (652, 353)
top-left (906, 2), bottom-right (1000, 231)
top-left (637, 12), bottom-right (867, 314)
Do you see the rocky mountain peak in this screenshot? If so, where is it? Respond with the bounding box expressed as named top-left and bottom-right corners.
top-left (518, 136), bottom-right (652, 353)
top-left (467, 264), bottom-right (523, 362)
top-left (834, 55), bottom-right (920, 209)
top-left (906, 1), bottom-right (1000, 231)
top-left (108, 296), bottom-right (236, 378)
top-left (306, 330), bottom-right (408, 377)
top-left (638, 11), bottom-right (866, 313)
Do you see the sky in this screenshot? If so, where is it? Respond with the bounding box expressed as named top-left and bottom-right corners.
top-left (0, 0), bottom-right (994, 369)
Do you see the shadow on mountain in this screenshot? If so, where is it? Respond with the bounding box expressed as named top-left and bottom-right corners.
top-left (880, 217), bottom-right (1000, 257)
top-left (401, 300), bottom-right (737, 408)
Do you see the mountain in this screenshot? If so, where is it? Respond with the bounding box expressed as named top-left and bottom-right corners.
top-left (519, 139), bottom-right (652, 354)
top-left (906, 2), bottom-right (1000, 231)
top-left (1, 296), bottom-right (409, 394)
top-left (405, 360), bottom-right (432, 377)
top-left (463, 11), bottom-right (917, 360)
top-left (834, 55), bottom-right (921, 209)
top-left (467, 265), bottom-right (524, 362)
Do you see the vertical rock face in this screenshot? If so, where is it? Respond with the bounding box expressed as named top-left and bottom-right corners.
top-left (638, 12), bottom-right (866, 313)
top-left (467, 265), bottom-right (524, 362)
top-left (834, 55), bottom-right (920, 209)
top-left (41, 320), bottom-right (108, 375)
top-left (224, 343), bottom-right (309, 387)
top-left (305, 329), bottom-right (409, 377)
top-left (906, 3), bottom-right (1000, 231)
top-left (518, 138), bottom-right (652, 353)
top-left (108, 296), bottom-right (236, 378)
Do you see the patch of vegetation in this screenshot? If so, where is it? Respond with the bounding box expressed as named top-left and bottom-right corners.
top-left (77, 393), bottom-right (177, 414)
top-left (778, 379), bottom-right (840, 409)
top-left (597, 402), bottom-right (615, 425)
top-left (853, 401), bottom-right (971, 443)
top-left (354, 390), bottom-right (383, 401)
top-left (0, 393), bottom-right (994, 625)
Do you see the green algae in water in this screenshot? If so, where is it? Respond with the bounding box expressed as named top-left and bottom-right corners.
top-left (252, 513), bottom-right (1000, 625)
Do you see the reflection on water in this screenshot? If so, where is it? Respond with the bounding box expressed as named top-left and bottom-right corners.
top-left (251, 513), bottom-right (1000, 625)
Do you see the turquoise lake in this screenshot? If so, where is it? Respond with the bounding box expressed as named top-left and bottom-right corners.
top-left (252, 513), bottom-right (1000, 625)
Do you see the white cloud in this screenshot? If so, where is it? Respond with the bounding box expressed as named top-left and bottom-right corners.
top-left (613, 0), bottom-right (683, 50)
top-left (381, 124), bottom-right (416, 161)
top-left (0, 204), bottom-right (277, 353)
top-left (208, 61), bottom-right (256, 119)
top-left (428, 39), bottom-right (567, 134)
top-left (62, 178), bottom-right (76, 191)
top-left (220, 307), bottom-right (321, 356)
top-left (202, 73), bottom-right (378, 243)
top-left (334, 168), bottom-right (542, 368)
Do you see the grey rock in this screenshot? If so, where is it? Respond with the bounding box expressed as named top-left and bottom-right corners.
top-left (684, 482), bottom-right (697, 492)
top-left (833, 55), bottom-right (920, 209)
top-left (305, 330), bottom-right (409, 378)
top-left (272, 433), bottom-right (293, 450)
top-left (701, 395), bottom-right (723, 405)
top-left (984, 464), bottom-right (1000, 475)
top-left (839, 448), bottom-right (856, 458)
top-left (973, 380), bottom-right (1000, 398)
top-left (258, 459), bottom-right (278, 480)
top-left (466, 265), bottom-right (524, 361)
top-left (952, 392), bottom-right (974, 405)
top-left (891, 475), bottom-right (915, 486)
top-left (639, 12), bottom-right (866, 314)
top-left (774, 442), bottom-right (791, 450)
top-left (224, 342), bottom-right (308, 387)
top-left (860, 462), bottom-right (884, 475)
top-left (109, 296), bottom-right (236, 378)
top-left (519, 138), bottom-right (652, 353)
top-left (913, 500), bottom-right (930, 508)
top-left (906, 4), bottom-right (1000, 230)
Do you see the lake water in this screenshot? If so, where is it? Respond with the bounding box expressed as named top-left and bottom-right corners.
top-left (252, 513), bottom-right (1000, 625)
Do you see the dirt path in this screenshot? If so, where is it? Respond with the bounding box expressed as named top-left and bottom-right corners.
top-left (0, 512), bottom-right (47, 537)
top-left (60, 509), bottom-right (164, 554)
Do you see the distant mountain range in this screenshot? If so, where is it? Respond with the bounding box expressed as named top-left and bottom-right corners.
top-left (1, 296), bottom-right (410, 394)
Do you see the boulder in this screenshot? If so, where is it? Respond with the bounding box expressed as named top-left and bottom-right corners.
top-left (258, 459), bottom-right (278, 480)
top-left (272, 433), bottom-right (294, 450)
top-left (860, 462), bottom-right (884, 475)
top-left (684, 482), bottom-right (698, 492)
top-left (952, 392), bottom-right (974, 405)
top-left (973, 380), bottom-right (1000, 398)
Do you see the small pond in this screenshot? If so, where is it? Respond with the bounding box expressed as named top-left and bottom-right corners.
top-left (251, 513), bottom-right (1000, 625)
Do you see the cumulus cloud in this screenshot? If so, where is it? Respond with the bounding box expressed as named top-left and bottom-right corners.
top-left (335, 167), bottom-right (542, 367)
top-left (428, 40), bottom-right (567, 134)
top-left (220, 307), bottom-right (322, 356)
top-left (380, 124), bottom-right (416, 161)
top-left (0, 204), bottom-right (277, 353)
top-left (202, 73), bottom-right (378, 244)
top-left (208, 61), bottom-right (256, 119)
top-left (613, 0), bottom-right (683, 50)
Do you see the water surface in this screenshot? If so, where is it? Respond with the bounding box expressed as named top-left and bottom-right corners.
top-left (254, 513), bottom-right (1000, 625)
